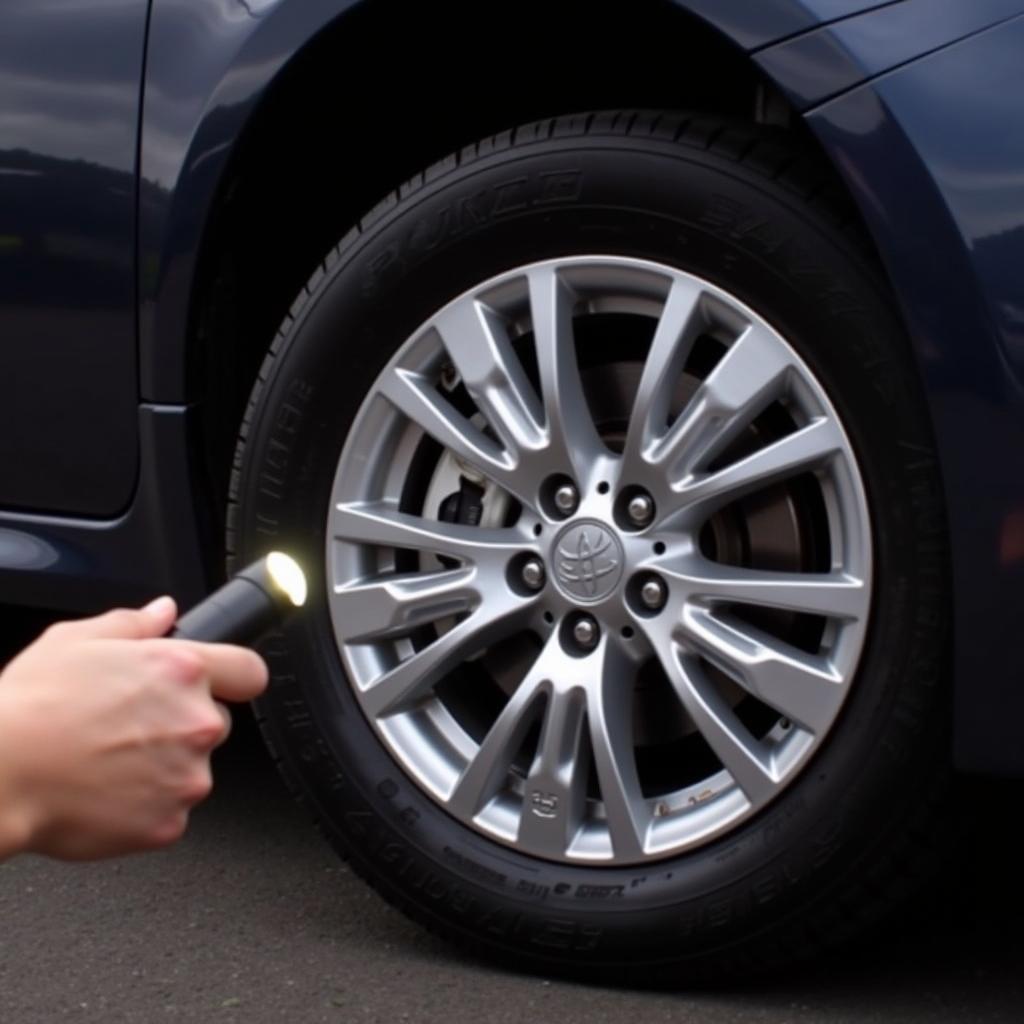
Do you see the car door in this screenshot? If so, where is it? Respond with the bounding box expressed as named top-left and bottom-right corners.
top-left (0, 0), bottom-right (148, 516)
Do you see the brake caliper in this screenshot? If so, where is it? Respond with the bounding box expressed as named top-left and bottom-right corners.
top-left (438, 476), bottom-right (485, 527)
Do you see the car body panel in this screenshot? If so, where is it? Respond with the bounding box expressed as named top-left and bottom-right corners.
top-left (672, 0), bottom-right (896, 52)
top-left (806, 18), bottom-right (1024, 774)
top-left (0, 404), bottom-right (210, 611)
top-left (756, 0), bottom-right (1024, 109)
top-left (0, 0), bottom-right (146, 516)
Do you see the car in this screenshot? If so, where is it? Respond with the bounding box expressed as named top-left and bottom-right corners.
top-left (3, 0), bottom-right (1023, 982)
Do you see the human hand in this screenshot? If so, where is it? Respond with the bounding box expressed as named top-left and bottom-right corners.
top-left (0, 597), bottom-right (268, 860)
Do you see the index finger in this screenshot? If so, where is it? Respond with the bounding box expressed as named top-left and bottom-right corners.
top-left (172, 640), bottom-right (269, 702)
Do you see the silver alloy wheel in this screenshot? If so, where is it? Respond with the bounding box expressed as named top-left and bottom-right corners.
top-left (327, 256), bottom-right (872, 865)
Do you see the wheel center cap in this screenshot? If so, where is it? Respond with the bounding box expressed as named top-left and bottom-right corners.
top-left (551, 519), bottom-right (625, 603)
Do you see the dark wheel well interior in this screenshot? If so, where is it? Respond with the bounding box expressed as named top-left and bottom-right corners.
top-left (190, 0), bottom-right (860, 578)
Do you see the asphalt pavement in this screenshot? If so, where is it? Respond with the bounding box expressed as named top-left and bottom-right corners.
top-left (0, 611), bottom-right (1022, 1023)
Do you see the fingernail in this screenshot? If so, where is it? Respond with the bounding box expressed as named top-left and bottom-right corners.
top-left (142, 595), bottom-right (176, 618)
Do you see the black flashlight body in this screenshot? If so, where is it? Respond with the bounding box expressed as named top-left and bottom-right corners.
top-left (170, 554), bottom-right (306, 645)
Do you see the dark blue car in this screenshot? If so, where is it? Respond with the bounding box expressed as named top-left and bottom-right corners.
top-left (3, 0), bottom-right (1022, 979)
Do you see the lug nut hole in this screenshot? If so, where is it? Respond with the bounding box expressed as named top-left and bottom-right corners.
top-left (541, 475), bottom-right (579, 519)
top-left (628, 572), bottom-right (668, 616)
top-left (508, 554), bottom-right (546, 595)
top-left (615, 486), bottom-right (656, 531)
top-left (560, 613), bottom-right (600, 656)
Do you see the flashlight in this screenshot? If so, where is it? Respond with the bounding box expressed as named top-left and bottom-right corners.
top-left (171, 552), bottom-right (307, 645)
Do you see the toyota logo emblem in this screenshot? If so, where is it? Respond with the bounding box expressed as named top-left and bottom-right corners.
top-left (553, 521), bottom-right (624, 602)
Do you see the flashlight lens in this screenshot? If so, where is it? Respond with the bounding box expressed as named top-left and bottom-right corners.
top-left (266, 551), bottom-right (307, 607)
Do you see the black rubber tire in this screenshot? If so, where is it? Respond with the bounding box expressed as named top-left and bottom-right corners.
top-left (227, 110), bottom-right (949, 983)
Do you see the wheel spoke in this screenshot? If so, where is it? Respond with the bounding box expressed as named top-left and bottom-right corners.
top-left (331, 567), bottom-right (479, 643)
top-left (448, 633), bottom-right (593, 859)
top-left (446, 655), bottom-right (550, 819)
top-left (518, 684), bottom-right (590, 858)
top-left (377, 367), bottom-right (533, 503)
top-left (673, 416), bottom-right (843, 519)
top-left (620, 276), bottom-right (707, 483)
top-left (332, 501), bottom-right (526, 565)
top-left (359, 599), bottom-right (528, 719)
top-left (587, 639), bottom-right (648, 860)
top-left (658, 646), bottom-right (778, 805)
top-left (662, 559), bottom-right (867, 620)
top-left (678, 606), bottom-right (843, 733)
top-left (527, 266), bottom-right (606, 483)
top-left (649, 322), bottom-right (793, 485)
top-left (432, 298), bottom-right (545, 470)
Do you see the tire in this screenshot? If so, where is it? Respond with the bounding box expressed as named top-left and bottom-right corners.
top-left (227, 111), bottom-right (949, 982)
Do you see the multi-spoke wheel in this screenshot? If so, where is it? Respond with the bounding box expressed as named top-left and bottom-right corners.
top-left (328, 256), bottom-right (871, 864)
top-left (229, 112), bottom-right (948, 980)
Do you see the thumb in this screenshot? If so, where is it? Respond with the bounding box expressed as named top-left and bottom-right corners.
top-left (138, 596), bottom-right (179, 635)
top-left (59, 596), bottom-right (178, 641)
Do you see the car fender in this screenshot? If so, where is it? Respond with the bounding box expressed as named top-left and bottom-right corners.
top-left (803, 19), bottom-right (1024, 774)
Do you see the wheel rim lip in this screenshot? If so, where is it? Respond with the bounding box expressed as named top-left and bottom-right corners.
top-left (326, 254), bottom-right (873, 866)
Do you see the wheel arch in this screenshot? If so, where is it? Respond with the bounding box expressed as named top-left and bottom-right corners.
top-left (140, 0), bottom-right (872, 407)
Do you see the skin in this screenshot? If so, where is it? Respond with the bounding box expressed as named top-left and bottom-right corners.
top-left (0, 596), bottom-right (268, 860)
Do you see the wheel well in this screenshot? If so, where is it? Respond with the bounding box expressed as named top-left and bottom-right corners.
top-left (191, 0), bottom-right (858, 570)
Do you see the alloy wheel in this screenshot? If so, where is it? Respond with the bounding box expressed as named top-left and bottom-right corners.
top-left (327, 256), bottom-right (872, 865)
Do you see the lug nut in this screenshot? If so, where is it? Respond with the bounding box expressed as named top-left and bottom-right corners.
top-left (553, 483), bottom-right (579, 516)
top-left (627, 492), bottom-right (655, 527)
top-left (521, 558), bottom-right (546, 591)
top-left (440, 363), bottom-right (460, 391)
top-left (572, 615), bottom-right (600, 650)
top-left (639, 576), bottom-right (667, 612)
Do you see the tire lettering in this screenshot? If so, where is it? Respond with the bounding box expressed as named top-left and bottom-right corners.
top-left (573, 885), bottom-right (624, 900)
top-left (516, 879), bottom-right (550, 901)
top-left (377, 778), bottom-right (399, 800)
top-left (491, 176), bottom-right (530, 214)
top-left (375, 777), bottom-right (421, 828)
top-left (538, 170), bottom-right (582, 203)
top-left (362, 169), bottom-right (584, 295)
top-left (441, 845), bottom-right (507, 889)
top-left (254, 512), bottom-right (279, 537)
top-left (529, 918), bottom-right (603, 951)
top-left (281, 697), bottom-right (311, 730)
